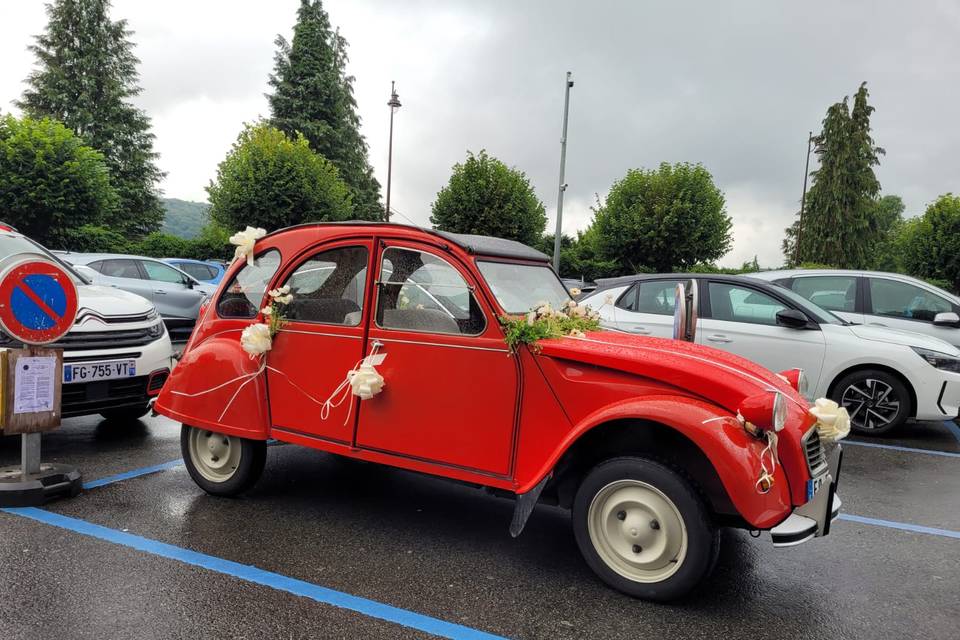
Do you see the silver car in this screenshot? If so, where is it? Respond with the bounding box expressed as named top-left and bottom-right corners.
top-left (61, 253), bottom-right (217, 341)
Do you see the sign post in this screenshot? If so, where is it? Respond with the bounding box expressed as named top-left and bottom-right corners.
top-left (0, 255), bottom-right (82, 506)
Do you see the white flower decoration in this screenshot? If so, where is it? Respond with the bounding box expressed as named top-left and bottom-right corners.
top-left (240, 322), bottom-right (273, 357)
top-left (604, 294), bottom-right (614, 305)
top-left (347, 363), bottom-right (385, 400)
top-left (569, 287), bottom-right (581, 297)
top-left (268, 285), bottom-right (291, 298)
top-left (230, 226), bottom-right (267, 267)
top-left (260, 305), bottom-right (273, 316)
top-left (809, 398), bottom-right (851, 442)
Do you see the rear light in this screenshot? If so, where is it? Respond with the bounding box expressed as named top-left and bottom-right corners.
top-left (738, 391), bottom-right (787, 433)
top-left (778, 368), bottom-right (808, 396)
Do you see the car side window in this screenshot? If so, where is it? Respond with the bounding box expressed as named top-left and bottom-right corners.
top-left (281, 246), bottom-right (369, 326)
top-left (179, 263), bottom-right (212, 281)
top-left (709, 283), bottom-right (787, 326)
top-left (636, 280), bottom-right (681, 316)
top-left (868, 278), bottom-right (952, 322)
top-left (99, 259), bottom-right (142, 279)
top-left (615, 284), bottom-right (638, 311)
top-left (790, 276), bottom-right (857, 312)
top-left (217, 250), bottom-right (281, 318)
top-left (143, 260), bottom-right (187, 283)
top-left (376, 247), bottom-right (485, 335)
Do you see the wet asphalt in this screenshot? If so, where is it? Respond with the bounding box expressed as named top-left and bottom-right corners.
top-left (1, 414), bottom-right (958, 640)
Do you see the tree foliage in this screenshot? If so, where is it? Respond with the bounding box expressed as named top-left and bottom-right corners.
top-left (0, 114), bottom-right (118, 248)
top-left (785, 82), bottom-right (884, 268)
top-left (18, 0), bottom-right (164, 238)
top-left (430, 150), bottom-right (547, 247)
top-left (268, 0), bottom-right (381, 220)
top-left (207, 122), bottom-right (352, 233)
top-left (898, 194), bottom-right (960, 293)
top-left (591, 162), bottom-right (732, 274)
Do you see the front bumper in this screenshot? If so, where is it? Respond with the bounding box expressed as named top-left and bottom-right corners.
top-left (770, 442), bottom-right (843, 547)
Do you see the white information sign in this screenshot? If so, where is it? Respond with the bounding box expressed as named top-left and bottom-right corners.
top-left (14, 356), bottom-right (56, 414)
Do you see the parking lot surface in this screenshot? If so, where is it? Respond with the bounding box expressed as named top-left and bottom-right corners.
top-left (2, 415), bottom-right (958, 640)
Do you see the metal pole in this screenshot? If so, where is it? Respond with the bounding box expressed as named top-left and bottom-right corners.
top-left (795, 131), bottom-right (813, 265)
top-left (21, 433), bottom-right (41, 476)
top-left (385, 81), bottom-right (401, 222)
top-left (553, 72), bottom-right (574, 272)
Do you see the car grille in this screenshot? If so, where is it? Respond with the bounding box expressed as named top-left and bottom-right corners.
top-left (46, 328), bottom-right (158, 350)
top-left (61, 376), bottom-right (149, 417)
top-left (802, 428), bottom-right (829, 476)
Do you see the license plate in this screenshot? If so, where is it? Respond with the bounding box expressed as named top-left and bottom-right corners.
top-left (64, 360), bottom-right (136, 383)
top-left (806, 474), bottom-right (827, 501)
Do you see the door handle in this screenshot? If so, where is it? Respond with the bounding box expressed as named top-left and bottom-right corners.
top-left (154, 289), bottom-right (167, 294)
top-left (707, 334), bottom-right (732, 343)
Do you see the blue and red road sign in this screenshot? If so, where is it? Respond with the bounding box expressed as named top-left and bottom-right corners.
top-left (0, 258), bottom-right (78, 345)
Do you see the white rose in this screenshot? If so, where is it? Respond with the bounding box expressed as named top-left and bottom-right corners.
top-left (260, 305), bottom-right (273, 316)
top-left (526, 311), bottom-right (537, 326)
top-left (809, 398), bottom-right (851, 442)
top-left (240, 322), bottom-right (273, 357)
top-left (570, 287), bottom-right (581, 297)
top-left (229, 226), bottom-right (267, 267)
top-left (274, 294), bottom-right (293, 305)
top-left (568, 329), bottom-right (586, 338)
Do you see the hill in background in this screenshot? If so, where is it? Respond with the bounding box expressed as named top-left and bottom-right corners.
top-left (161, 198), bottom-right (210, 238)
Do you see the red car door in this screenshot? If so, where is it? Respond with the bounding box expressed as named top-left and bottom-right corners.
top-left (355, 241), bottom-right (519, 476)
top-left (267, 240), bottom-right (373, 445)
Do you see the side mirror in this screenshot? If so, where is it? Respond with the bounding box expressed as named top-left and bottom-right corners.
top-left (934, 311), bottom-right (960, 327)
top-left (184, 277), bottom-right (195, 289)
top-left (776, 308), bottom-right (810, 329)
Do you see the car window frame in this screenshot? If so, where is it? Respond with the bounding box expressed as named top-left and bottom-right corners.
top-left (373, 244), bottom-right (488, 337)
top-left (703, 279), bottom-right (820, 329)
top-left (614, 283), bottom-right (639, 312)
top-left (276, 243), bottom-right (372, 328)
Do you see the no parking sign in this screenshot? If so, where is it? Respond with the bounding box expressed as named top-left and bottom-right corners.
top-left (0, 256), bottom-right (78, 345)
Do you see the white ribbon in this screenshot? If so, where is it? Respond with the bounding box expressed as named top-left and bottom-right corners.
top-left (229, 226), bottom-right (267, 266)
top-left (809, 398), bottom-right (851, 442)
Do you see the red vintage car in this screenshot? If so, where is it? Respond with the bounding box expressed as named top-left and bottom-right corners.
top-left (155, 222), bottom-right (841, 601)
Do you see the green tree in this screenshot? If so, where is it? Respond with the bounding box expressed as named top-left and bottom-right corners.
top-left (899, 194), bottom-right (960, 292)
top-left (591, 162), bottom-right (732, 274)
top-left (207, 122), bottom-right (352, 232)
top-left (60, 224), bottom-right (129, 253)
top-left (18, 0), bottom-right (164, 238)
top-left (268, 0), bottom-right (381, 219)
top-left (0, 114), bottom-right (118, 247)
top-left (430, 150), bottom-right (547, 246)
top-left (784, 82), bottom-right (884, 267)
top-left (868, 194), bottom-right (906, 270)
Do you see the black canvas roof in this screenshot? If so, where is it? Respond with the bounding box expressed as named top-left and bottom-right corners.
top-left (431, 231), bottom-right (550, 262)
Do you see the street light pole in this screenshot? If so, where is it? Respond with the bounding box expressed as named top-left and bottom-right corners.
top-left (553, 72), bottom-right (574, 272)
top-left (795, 131), bottom-right (813, 265)
top-left (385, 81), bottom-right (401, 222)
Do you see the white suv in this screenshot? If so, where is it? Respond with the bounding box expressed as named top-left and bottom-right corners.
top-left (0, 227), bottom-right (174, 422)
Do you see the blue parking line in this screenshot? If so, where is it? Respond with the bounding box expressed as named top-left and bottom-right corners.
top-left (837, 513), bottom-right (960, 540)
top-left (843, 440), bottom-right (960, 458)
top-left (83, 460), bottom-right (184, 489)
top-left (943, 420), bottom-right (960, 446)
top-left (2, 507), bottom-right (508, 640)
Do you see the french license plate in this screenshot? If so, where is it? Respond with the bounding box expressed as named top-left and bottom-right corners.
top-left (806, 474), bottom-right (827, 501)
top-left (64, 360), bottom-right (136, 383)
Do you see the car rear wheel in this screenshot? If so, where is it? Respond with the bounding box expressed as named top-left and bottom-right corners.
top-left (181, 425), bottom-right (266, 496)
top-left (831, 369), bottom-right (910, 435)
top-left (572, 457), bottom-right (718, 602)
top-left (99, 404), bottom-right (151, 422)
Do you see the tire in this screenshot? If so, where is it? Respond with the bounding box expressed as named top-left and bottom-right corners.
top-left (99, 404), bottom-right (151, 422)
top-left (180, 424), bottom-right (266, 496)
top-left (572, 456), bottom-right (718, 602)
top-left (830, 369), bottom-right (910, 435)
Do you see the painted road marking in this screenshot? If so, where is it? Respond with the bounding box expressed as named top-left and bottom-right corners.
top-left (82, 460), bottom-right (184, 490)
top-left (837, 514), bottom-right (960, 540)
top-left (843, 440), bottom-right (960, 458)
top-left (2, 507), bottom-right (508, 640)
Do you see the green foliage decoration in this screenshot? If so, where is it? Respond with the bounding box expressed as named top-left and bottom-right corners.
top-left (499, 300), bottom-right (601, 352)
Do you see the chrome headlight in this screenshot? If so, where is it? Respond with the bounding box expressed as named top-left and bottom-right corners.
top-left (796, 369), bottom-right (809, 396)
top-left (912, 347), bottom-right (960, 373)
top-left (772, 391), bottom-right (787, 432)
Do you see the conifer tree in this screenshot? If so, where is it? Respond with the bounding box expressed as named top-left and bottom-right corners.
top-left (18, 0), bottom-right (164, 238)
top-left (268, 0), bottom-right (382, 220)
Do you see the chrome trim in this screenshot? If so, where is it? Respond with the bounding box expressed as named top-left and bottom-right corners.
top-left (801, 427), bottom-right (829, 477)
top-left (375, 336), bottom-right (509, 353)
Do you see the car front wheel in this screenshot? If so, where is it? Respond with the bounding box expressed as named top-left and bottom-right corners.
top-left (572, 457), bottom-right (718, 602)
top-left (181, 425), bottom-right (266, 496)
top-left (831, 369), bottom-right (910, 435)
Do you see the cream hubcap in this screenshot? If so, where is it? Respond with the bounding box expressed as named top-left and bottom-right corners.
top-left (188, 428), bottom-right (242, 483)
top-left (587, 479), bottom-right (688, 583)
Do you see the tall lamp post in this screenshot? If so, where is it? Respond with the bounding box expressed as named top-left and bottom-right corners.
top-left (385, 81), bottom-right (401, 222)
top-left (795, 131), bottom-right (813, 265)
top-left (553, 72), bottom-right (574, 272)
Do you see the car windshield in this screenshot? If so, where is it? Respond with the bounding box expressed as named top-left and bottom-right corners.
top-left (769, 282), bottom-right (847, 325)
top-left (0, 232), bottom-right (91, 285)
top-left (477, 261), bottom-right (571, 313)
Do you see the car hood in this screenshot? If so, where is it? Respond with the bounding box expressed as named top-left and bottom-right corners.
top-left (845, 324), bottom-right (960, 355)
top-left (537, 329), bottom-right (804, 416)
top-left (77, 284), bottom-right (154, 316)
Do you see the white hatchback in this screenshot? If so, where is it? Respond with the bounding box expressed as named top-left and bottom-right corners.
top-left (581, 273), bottom-right (960, 435)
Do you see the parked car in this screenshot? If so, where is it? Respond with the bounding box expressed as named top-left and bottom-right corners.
top-left (163, 258), bottom-right (226, 285)
top-left (61, 253), bottom-right (216, 341)
top-left (750, 269), bottom-right (960, 349)
top-left (581, 274), bottom-right (960, 435)
top-left (0, 228), bottom-right (173, 421)
top-left (562, 277), bottom-right (597, 299)
top-left (156, 223), bottom-right (841, 601)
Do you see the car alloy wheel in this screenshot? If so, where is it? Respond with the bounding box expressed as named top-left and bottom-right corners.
top-left (840, 378), bottom-right (900, 431)
top-left (187, 428), bottom-right (243, 483)
top-left (586, 479), bottom-right (688, 584)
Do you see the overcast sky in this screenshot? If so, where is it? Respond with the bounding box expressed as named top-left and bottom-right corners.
top-left (3, 1), bottom-right (959, 267)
